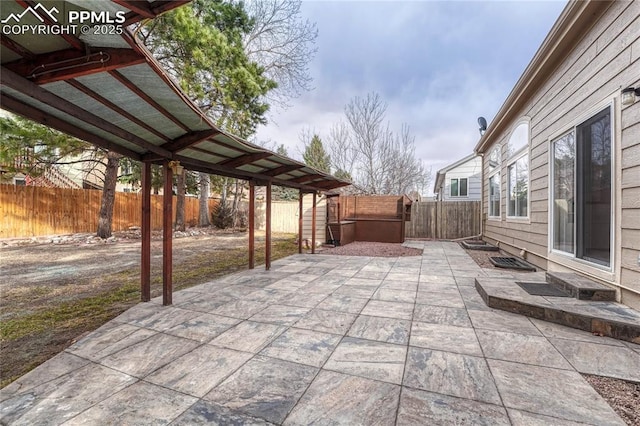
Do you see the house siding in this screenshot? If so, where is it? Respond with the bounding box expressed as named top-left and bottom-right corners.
top-left (481, 1), bottom-right (640, 308)
top-left (441, 156), bottom-right (482, 201)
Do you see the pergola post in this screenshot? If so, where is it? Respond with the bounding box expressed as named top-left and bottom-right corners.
top-left (141, 161), bottom-right (151, 302)
top-left (265, 181), bottom-right (272, 270)
top-left (162, 160), bottom-right (173, 306)
top-left (311, 192), bottom-right (317, 254)
top-left (298, 190), bottom-right (303, 254)
top-left (249, 181), bottom-right (255, 269)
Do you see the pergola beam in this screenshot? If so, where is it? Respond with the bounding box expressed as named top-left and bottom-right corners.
top-left (0, 94), bottom-right (142, 160)
top-left (265, 181), bottom-right (272, 270)
top-left (311, 192), bottom-right (317, 254)
top-left (4, 48), bottom-right (146, 84)
top-left (220, 152), bottom-right (273, 168)
top-left (112, 0), bottom-right (155, 18)
top-left (249, 181), bottom-right (255, 269)
top-left (298, 190), bottom-right (303, 254)
top-left (262, 164), bottom-right (303, 177)
top-left (160, 129), bottom-right (221, 152)
top-left (122, 0), bottom-right (191, 25)
top-left (141, 162), bottom-right (151, 301)
top-left (288, 174), bottom-right (323, 184)
top-left (162, 160), bottom-right (173, 305)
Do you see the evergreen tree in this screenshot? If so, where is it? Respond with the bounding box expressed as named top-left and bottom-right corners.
top-left (302, 134), bottom-right (330, 173)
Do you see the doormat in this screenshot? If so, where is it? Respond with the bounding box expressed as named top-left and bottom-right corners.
top-left (489, 256), bottom-right (536, 271)
top-left (517, 281), bottom-right (570, 297)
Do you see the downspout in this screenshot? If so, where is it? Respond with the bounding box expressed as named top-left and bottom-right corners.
top-left (478, 152), bottom-right (485, 239)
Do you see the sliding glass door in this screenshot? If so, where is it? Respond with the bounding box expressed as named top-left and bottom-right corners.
top-left (552, 106), bottom-right (612, 267)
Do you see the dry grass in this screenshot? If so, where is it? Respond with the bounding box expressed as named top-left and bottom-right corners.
top-left (0, 235), bottom-right (298, 388)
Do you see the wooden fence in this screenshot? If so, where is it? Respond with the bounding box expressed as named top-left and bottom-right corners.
top-left (405, 201), bottom-right (481, 240)
top-left (0, 184), bottom-right (218, 238)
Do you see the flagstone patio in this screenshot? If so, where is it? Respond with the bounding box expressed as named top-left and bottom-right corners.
top-left (1, 241), bottom-right (638, 425)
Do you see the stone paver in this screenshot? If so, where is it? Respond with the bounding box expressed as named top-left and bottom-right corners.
top-left (1, 242), bottom-right (634, 425)
top-left (325, 337), bottom-right (406, 384)
top-left (205, 356), bottom-right (317, 424)
top-left (284, 370), bottom-right (400, 426)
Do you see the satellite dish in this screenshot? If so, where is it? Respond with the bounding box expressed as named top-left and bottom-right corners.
top-left (477, 117), bottom-right (487, 135)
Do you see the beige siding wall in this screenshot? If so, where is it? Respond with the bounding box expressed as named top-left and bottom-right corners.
top-left (482, 1), bottom-right (640, 306)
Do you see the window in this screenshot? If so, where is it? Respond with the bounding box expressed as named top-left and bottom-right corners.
top-left (489, 172), bottom-right (500, 218)
top-left (506, 120), bottom-right (529, 218)
top-left (489, 145), bottom-right (501, 172)
top-left (551, 106), bottom-right (612, 267)
top-left (506, 122), bottom-right (529, 158)
top-left (507, 155), bottom-right (528, 217)
top-left (450, 178), bottom-right (468, 197)
top-left (488, 143), bottom-right (501, 219)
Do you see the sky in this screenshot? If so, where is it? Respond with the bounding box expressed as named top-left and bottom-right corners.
top-left (254, 0), bottom-right (568, 194)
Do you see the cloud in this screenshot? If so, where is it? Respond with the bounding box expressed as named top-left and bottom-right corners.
top-left (255, 0), bottom-right (567, 190)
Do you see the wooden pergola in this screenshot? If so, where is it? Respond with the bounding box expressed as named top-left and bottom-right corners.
top-left (0, 0), bottom-right (349, 305)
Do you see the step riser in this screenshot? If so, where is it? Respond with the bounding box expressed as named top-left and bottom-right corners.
top-left (546, 272), bottom-right (616, 301)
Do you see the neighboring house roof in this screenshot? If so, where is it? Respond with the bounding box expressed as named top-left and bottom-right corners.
top-left (0, 0), bottom-right (350, 193)
top-left (474, 0), bottom-right (611, 154)
top-left (433, 153), bottom-right (478, 195)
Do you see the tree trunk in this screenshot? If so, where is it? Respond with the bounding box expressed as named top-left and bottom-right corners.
top-left (198, 172), bottom-right (210, 227)
top-left (175, 169), bottom-right (186, 231)
top-left (97, 151), bottom-right (121, 238)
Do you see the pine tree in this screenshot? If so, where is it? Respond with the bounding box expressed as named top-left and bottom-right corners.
top-left (302, 134), bottom-right (331, 173)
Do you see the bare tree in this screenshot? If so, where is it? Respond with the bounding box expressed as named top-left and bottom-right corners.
top-left (328, 92), bottom-right (431, 195)
top-left (242, 0), bottom-right (318, 107)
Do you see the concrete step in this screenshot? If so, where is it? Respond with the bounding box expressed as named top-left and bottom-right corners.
top-left (546, 272), bottom-right (616, 301)
top-left (475, 277), bottom-right (640, 344)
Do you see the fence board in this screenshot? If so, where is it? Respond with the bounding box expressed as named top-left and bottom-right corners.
top-left (406, 201), bottom-right (480, 239)
top-left (0, 184), bottom-right (218, 238)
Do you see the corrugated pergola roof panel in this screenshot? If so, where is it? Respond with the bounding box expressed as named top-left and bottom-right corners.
top-left (194, 141), bottom-right (240, 159)
top-left (73, 73), bottom-right (186, 140)
top-left (252, 159), bottom-right (284, 169)
top-left (43, 81), bottom-right (167, 145)
top-left (0, 0), bottom-right (350, 192)
top-left (2, 86), bottom-right (146, 154)
top-left (117, 64), bottom-right (211, 133)
top-left (180, 149), bottom-right (228, 165)
top-left (1, 2), bottom-right (72, 54)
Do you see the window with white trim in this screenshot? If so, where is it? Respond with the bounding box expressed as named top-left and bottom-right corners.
top-left (489, 172), bottom-right (500, 218)
top-left (487, 144), bottom-right (501, 218)
top-left (506, 121), bottom-right (529, 218)
top-left (450, 178), bottom-right (468, 197)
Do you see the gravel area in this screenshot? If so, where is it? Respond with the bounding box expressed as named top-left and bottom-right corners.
top-left (320, 241), bottom-right (422, 257)
top-left (583, 374), bottom-right (640, 425)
